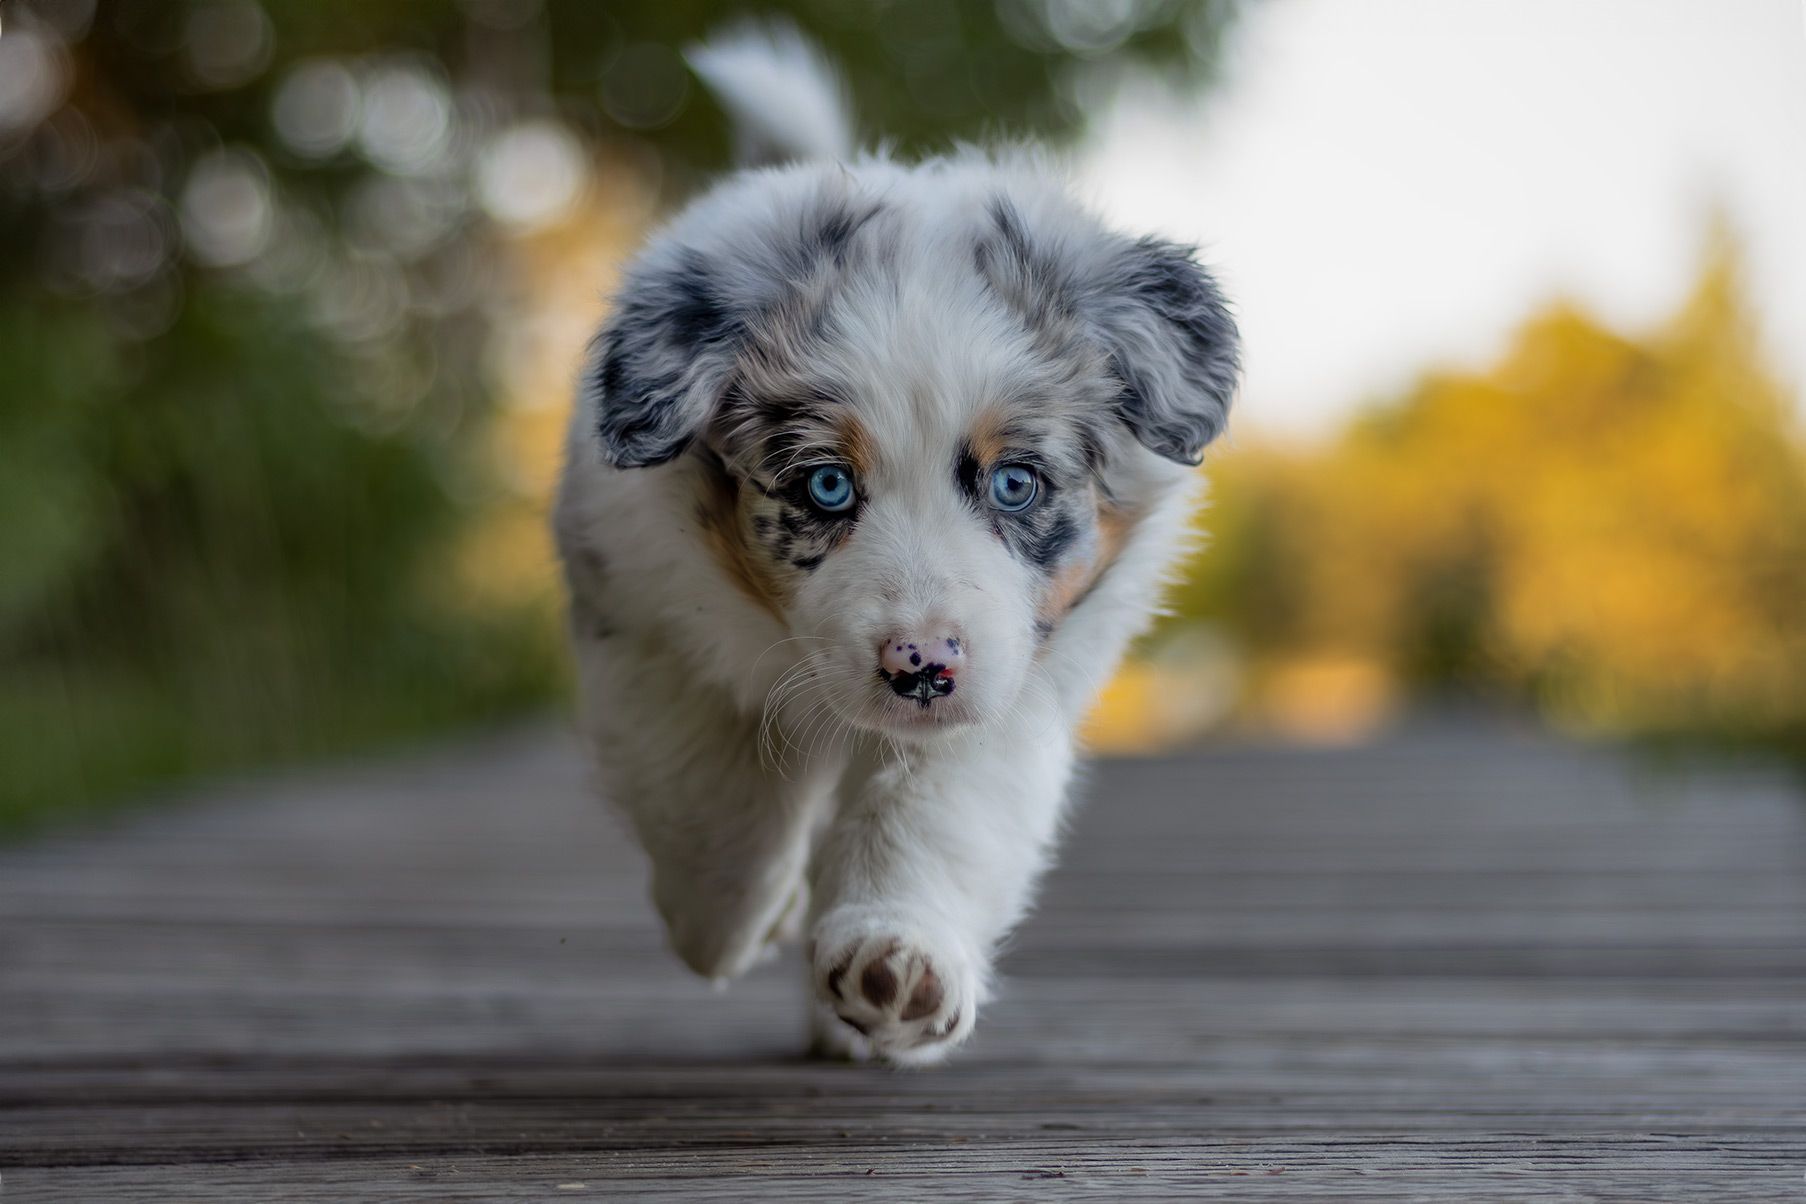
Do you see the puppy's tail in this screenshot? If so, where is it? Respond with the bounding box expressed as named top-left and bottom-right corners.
top-left (685, 21), bottom-right (855, 166)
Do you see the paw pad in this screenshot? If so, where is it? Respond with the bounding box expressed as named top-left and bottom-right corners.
top-left (899, 970), bottom-right (943, 1021)
top-left (860, 951), bottom-right (900, 1007)
top-left (813, 930), bottom-right (972, 1063)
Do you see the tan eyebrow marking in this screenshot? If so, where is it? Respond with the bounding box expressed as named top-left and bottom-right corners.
top-left (964, 406), bottom-right (1013, 469)
top-left (832, 409), bottom-right (878, 479)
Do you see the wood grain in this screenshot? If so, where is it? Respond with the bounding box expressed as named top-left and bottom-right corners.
top-left (2, 718), bottom-right (1804, 1200)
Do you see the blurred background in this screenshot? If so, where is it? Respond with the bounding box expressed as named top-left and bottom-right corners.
top-left (1, 0), bottom-right (1802, 836)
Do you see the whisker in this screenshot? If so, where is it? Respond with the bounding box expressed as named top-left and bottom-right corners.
top-left (759, 649), bottom-right (839, 774)
top-left (771, 671), bottom-right (843, 756)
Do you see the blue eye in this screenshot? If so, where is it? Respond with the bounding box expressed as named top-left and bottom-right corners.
top-left (988, 463), bottom-right (1039, 512)
top-left (806, 464), bottom-right (857, 513)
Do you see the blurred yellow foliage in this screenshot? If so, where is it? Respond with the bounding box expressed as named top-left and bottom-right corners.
top-left (451, 153), bottom-right (657, 620)
top-left (1078, 637), bottom-right (1246, 754)
top-left (1147, 230), bottom-right (1806, 749)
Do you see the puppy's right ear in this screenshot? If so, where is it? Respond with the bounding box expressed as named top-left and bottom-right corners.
top-left (582, 250), bottom-right (744, 468)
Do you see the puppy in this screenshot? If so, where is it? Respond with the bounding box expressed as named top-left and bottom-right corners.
top-left (554, 26), bottom-right (1239, 1064)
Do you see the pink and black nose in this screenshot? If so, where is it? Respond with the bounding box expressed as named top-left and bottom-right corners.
top-left (878, 636), bottom-right (963, 707)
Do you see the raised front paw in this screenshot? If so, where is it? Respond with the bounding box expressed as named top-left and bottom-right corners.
top-left (811, 920), bottom-right (977, 1065)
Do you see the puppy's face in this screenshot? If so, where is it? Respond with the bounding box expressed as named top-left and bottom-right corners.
top-left (584, 169), bottom-right (1238, 739)
top-left (696, 333), bottom-right (1121, 737)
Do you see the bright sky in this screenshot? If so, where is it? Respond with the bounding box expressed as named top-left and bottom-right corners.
top-left (1081, 0), bottom-right (1806, 435)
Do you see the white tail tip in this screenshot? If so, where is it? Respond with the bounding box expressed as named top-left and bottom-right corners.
top-left (685, 21), bottom-right (856, 166)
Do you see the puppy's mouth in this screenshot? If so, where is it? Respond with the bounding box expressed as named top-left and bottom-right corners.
top-left (877, 663), bottom-right (956, 709)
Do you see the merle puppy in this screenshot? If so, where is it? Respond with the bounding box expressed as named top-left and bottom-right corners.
top-left (554, 26), bottom-right (1239, 1064)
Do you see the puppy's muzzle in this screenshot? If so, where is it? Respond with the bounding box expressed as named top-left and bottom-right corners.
top-left (878, 635), bottom-right (963, 708)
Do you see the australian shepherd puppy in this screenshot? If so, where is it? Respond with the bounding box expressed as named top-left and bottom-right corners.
top-left (554, 26), bottom-right (1239, 1064)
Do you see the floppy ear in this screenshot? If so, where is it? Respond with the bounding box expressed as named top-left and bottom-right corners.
top-left (1090, 237), bottom-right (1240, 466)
top-left (581, 249), bottom-right (745, 468)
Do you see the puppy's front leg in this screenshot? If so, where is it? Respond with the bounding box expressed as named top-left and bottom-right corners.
top-left (576, 633), bottom-right (833, 984)
top-left (808, 699), bottom-right (1074, 1064)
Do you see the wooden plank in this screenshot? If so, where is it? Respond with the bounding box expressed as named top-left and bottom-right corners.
top-left (7, 1141), bottom-right (1806, 1202)
top-left (1, 719), bottom-right (1804, 1200)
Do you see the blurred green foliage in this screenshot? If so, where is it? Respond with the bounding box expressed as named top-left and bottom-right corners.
top-left (0, 0), bottom-right (1237, 833)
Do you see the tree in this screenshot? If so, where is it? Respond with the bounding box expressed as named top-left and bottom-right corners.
top-left (1162, 233), bottom-right (1806, 752)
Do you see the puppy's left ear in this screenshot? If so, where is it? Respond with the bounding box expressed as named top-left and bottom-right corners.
top-left (1091, 238), bottom-right (1240, 466)
top-left (581, 250), bottom-right (744, 468)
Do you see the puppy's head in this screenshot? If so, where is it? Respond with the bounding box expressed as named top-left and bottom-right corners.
top-left (582, 162), bottom-right (1238, 739)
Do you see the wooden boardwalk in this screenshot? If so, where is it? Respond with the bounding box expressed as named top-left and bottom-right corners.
top-left (3, 719), bottom-right (1804, 1200)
